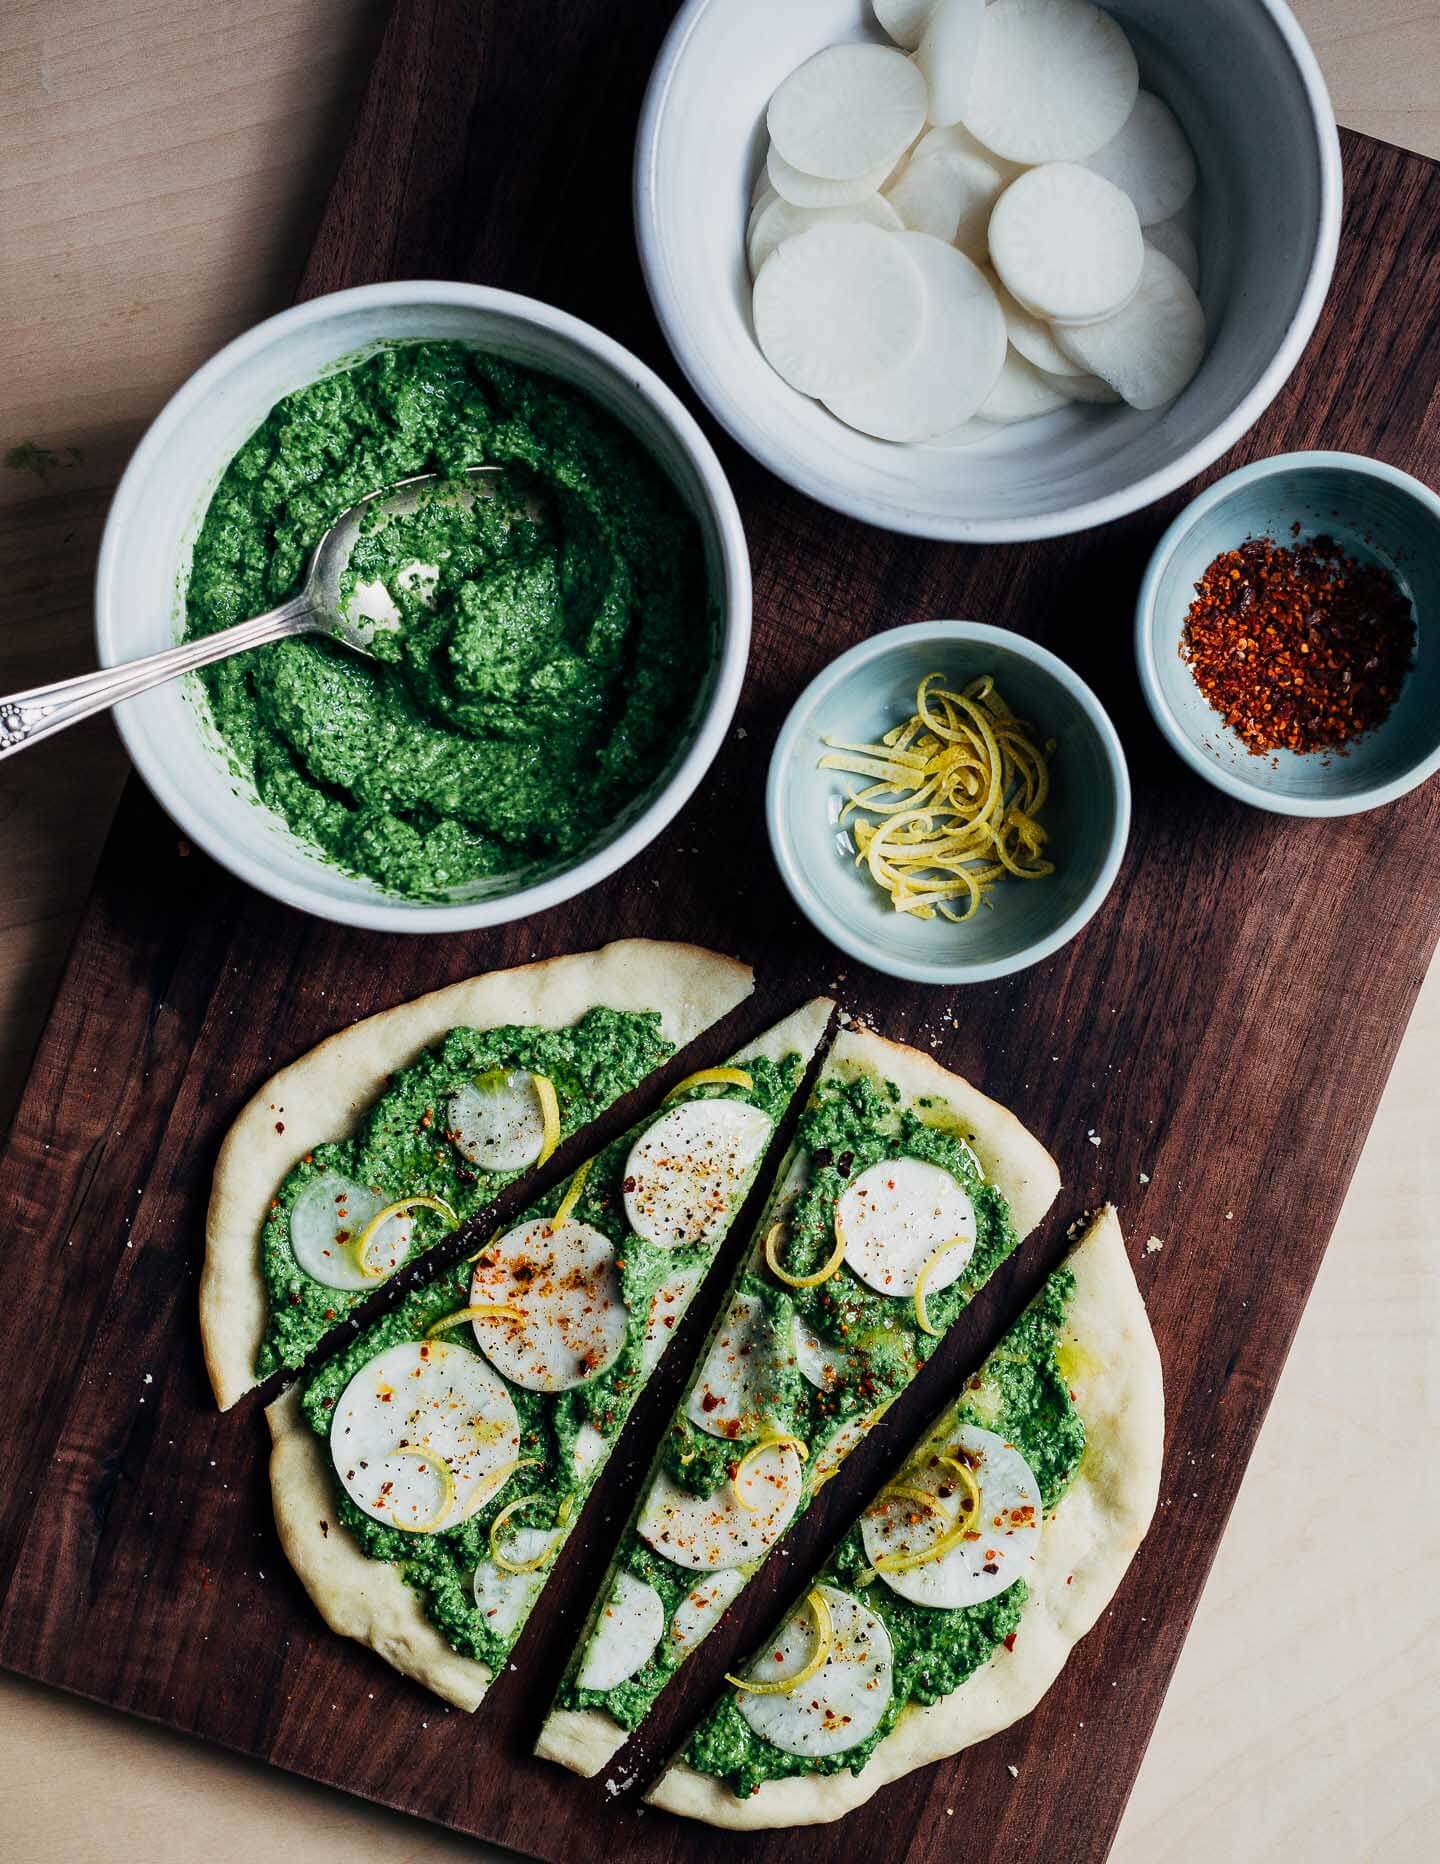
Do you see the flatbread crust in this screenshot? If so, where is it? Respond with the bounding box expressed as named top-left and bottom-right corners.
top-left (265, 997), bottom-right (833, 1711)
top-left (201, 940), bottom-right (753, 1409)
top-left (535, 1024), bottom-right (1061, 1780)
top-left (266, 1387), bottom-right (493, 1712)
top-left (646, 1205), bottom-right (1163, 1828)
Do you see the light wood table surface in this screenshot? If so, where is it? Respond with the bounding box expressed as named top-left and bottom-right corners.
top-left (1, 4), bottom-right (1436, 1859)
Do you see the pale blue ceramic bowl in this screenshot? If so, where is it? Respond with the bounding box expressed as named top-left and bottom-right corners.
top-left (1136, 452), bottom-right (1440, 816)
top-left (766, 622), bottom-right (1131, 985)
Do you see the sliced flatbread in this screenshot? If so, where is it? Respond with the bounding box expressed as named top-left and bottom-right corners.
top-left (266, 999), bottom-right (834, 1711)
top-left (535, 1025), bottom-right (1060, 1777)
top-left (648, 1204), bottom-right (1162, 1826)
top-left (202, 940), bottom-right (753, 1409)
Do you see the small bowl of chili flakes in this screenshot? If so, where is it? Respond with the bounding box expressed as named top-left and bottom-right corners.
top-left (1135, 451), bottom-right (1440, 816)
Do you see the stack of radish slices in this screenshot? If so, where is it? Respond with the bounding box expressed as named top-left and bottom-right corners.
top-left (748, 0), bottom-right (1204, 446)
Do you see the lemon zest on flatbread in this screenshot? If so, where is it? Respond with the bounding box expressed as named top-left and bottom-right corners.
top-left (551, 1156), bottom-right (593, 1229)
top-left (726, 1588), bottom-right (832, 1695)
top-left (764, 1216), bottom-right (845, 1289)
top-left (384, 1446), bottom-right (457, 1534)
top-left (732, 1434), bottom-right (808, 1510)
top-left (819, 672), bottom-right (1056, 922)
top-left (425, 1303), bottom-right (525, 1337)
top-left (352, 1195), bottom-right (458, 1279)
top-left (486, 1462), bottom-right (554, 1571)
top-left (532, 1072), bottom-right (562, 1165)
top-left (913, 1235), bottom-right (973, 1336)
top-left (664, 1066), bottom-right (754, 1102)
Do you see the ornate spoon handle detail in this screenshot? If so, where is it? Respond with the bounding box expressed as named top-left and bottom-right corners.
top-left (0, 598), bottom-right (314, 760)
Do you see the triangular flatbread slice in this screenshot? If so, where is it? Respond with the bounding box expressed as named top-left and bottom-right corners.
top-left (265, 998), bottom-right (833, 1711)
top-left (202, 939), bottom-right (754, 1408)
top-left (535, 1025), bottom-right (1060, 1778)
top-left (647, 1205), bottom-right (1162, 1827)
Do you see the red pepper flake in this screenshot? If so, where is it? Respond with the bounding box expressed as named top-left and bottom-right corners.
top-left (1180, 533), bottom-right (1413, 755)
top-left (1003, 1632), bottom-right (1018, 1652)
top-left (274, 1120), bottom-right (285, 1134)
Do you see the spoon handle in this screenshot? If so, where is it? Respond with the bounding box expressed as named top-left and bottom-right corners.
top-left (0, 597), bottom-right (316, 760)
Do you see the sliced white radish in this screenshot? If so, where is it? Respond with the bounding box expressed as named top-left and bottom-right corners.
top-left (812, 1404), bottom-right (888, 1485)
top-left (767, 44), bottom-right (928, 181)
top-left (572, 1422), bottom-right (609, 1480)
top-left (1054, 244), bottom-right (1206, 409)
top-left (470, 1219), bottom-right (628, 1392)
top-left (751, 166), bottom-right (772, 208)
top-left (861, 1424), bottom-right (1042, 1607)
top-left (826, 233), bottom-right (1006, 442)
top-left (873, 0), bottom-right (935, 52)
top-left (747, 188), bottom-right (902, 280)
top-left (1082, 90), bottom-right (1197, 226)
top-left (623, 1098), bottom-right (775, 1250)
top-left (1039, 365), bottom-right (1121, 403)
top-left (989, 161), bottom-right (1142, 323)
top-left (686, 1292), bottom-right (787, 1441)
top-left (577, 1571), bottom-right (666, 1690)
top-left (916, 0), bottom-right (985, 127)
top-left (735, 1585), bottom-right (894, 1758)
top-left (472, 1531), bottom-right (553, 1638)
top-left (988, 271), bottom-right (1084, 375)
top-left (446, 1071), bottom-right (547, 1173)
top-left (792, 1312), bottom-right (856, 1392)
top-left (767, 143), bottom-right (893, 209)
top-left (641, 1261), bottom-right (705, 1373)
top-left (670, 1568), bottom-right (746, 1653)
top-left (978, 348), bottom-right (1072, 422)
top-left (962, 0), bottom-right (1138, 164)
top-left (636, 1441), bottom-right (804, 1571)
top-left (1145, 215), bottom-right (1200, 291)
top-left (290, 1172), bottom-right (413, 1291)
top-left (914, 120), bottom-right (1025, 187)
top-left (885, 149), bottom-right (1006, 263)
top-left (837, 1156), bottom-right (976, 1297)
top-left (329, 1339), bottom-right (520, 1531)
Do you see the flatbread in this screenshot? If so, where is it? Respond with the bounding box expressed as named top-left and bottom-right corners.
top-left (535, 1024), bottom-right (1061, 1780)
top-left (201, 940), bottom-right (753, 1409)
top-left (646, 1204), bottom-right (1163, 1827)
top-left (266, 997), bottom-right (833, 1709)
top-left (266, 1385), bottom-right (493, 1711)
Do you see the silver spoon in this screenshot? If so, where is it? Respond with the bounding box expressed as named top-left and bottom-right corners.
top-left (0, 466), bottom-right (517, 759)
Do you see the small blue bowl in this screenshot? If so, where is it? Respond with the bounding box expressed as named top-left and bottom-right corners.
top-left (1136, 451), bottom-right (1440, 816)
top-left (766, 622), bottom-right (1131, 985)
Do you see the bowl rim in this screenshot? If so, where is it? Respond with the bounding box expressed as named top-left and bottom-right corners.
top-left (634, 0), bottom-right (1344, 545)
top-left (94, 278), bottom-right (753, 934)
top-left (1134, 448), bottom-right (1440, 817)
top-left (766, 619), bottom-right (1133, 984)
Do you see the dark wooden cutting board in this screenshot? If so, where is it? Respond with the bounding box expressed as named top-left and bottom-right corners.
top-left (2, 2), bottom-right (1437, 1859)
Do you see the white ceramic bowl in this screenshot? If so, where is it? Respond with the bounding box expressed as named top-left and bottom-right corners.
top-left (95, 282), bottom-right (751, 933)
top-left (636, 0), bottom-right (1342, 542)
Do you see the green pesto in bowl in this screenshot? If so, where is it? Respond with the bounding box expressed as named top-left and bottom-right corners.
top-left (185, 341), bottom-right (708, 899)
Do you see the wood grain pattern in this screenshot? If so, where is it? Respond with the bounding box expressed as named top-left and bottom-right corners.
top-left (0, 4), bottom-right (1438, 1863)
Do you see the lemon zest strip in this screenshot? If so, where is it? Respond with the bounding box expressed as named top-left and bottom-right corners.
top-left (352, 1195), bottom-right (458, 1279)
top-left (425, 1303), bottom-right (526, 1337)
top-left (726, 1588), bottom-right (833, 1696)
top-left (764, 1216), bottom-right (845, 1289)
top-left (870, 1482), bottom-right (980, 1574)
top-left (551, 1155), bottom-right (593, 1228)
top-left (663, 1066), bottom-right (754, 1102)
top-left (913, 1235), bottom-right (973, 1337)
top-left (385, 1446), bottom-right (457, 1534)
top-left (937, 1453), bottom-right (984, 1527)
top-left (819, 672), bottom-right (1056, 922)
top-left (732, 1434), bottom-right (808, 1511)
top-left (489, 1492), bottom-right (556, 1574)
top-left (531, 1072), bottom-right (561, 1165)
